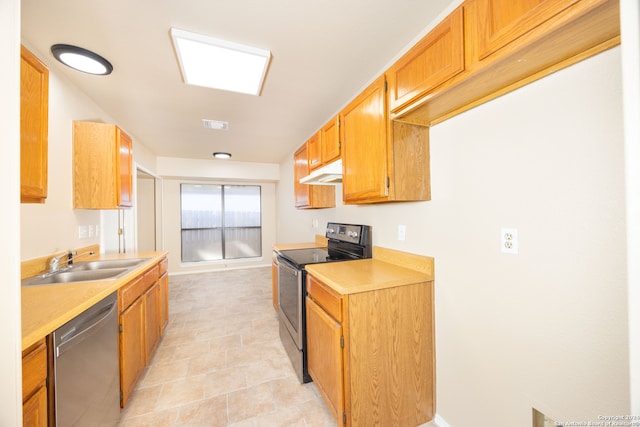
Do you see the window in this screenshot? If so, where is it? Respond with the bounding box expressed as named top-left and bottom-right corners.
top-left (180, 184), bottom-right (261, 262)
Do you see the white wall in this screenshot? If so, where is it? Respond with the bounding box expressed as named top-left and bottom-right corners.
top-left (620, 0), bottom-right (640, 413)
top-left (277, 47), bottom-right (629, 425)
top-left (18, 43), bottom-right (161, 260)
top-left (1, 0), bottom-right (24, 423)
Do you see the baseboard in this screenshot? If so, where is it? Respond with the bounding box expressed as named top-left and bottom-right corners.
top-left (435, 414), bottom-right (452, 427)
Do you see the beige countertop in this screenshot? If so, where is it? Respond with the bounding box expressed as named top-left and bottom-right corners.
top-left (273, 242), bottom-right (326, 251)
top-left (305, 258), bottom-right (434, 295)
top-left (21, 251), bottom-right (168, 350)
top-left (273, 234), bottom-right (329, 252)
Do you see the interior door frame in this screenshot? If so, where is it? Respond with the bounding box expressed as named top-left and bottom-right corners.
top-left (133, 163), bottom-right (164, 252)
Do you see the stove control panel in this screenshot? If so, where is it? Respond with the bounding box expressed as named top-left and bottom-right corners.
top-left (326, 222), bottom-right (370, 245)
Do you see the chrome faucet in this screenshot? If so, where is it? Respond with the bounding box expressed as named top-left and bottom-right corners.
top-left (49, 250), bottom-right (95, 274)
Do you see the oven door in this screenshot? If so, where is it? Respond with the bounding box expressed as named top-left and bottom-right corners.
top-left (277, 256), bottom-right (303, 349)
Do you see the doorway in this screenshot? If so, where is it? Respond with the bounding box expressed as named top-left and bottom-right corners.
top-left (135, 165), bottom-right (163, 252)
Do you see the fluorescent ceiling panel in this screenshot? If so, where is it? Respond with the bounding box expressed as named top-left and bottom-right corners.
top-left (171, 28), bottom-right (271, 96)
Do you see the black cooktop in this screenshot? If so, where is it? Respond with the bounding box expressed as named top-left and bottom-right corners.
top-left (278, 247), bottom-right (358, 268)
top-left (278, 247), bottom-right (331, 267)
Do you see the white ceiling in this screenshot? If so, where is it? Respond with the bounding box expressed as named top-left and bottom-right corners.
top-left (21, 0), bottom-right (454, 164)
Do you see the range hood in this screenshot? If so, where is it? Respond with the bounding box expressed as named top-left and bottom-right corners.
top-left (299, 159), bottom-right (342, 185)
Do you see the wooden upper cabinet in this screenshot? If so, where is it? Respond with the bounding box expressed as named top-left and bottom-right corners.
top-left (340, 75), bottom-right (430, 204)
top-left (309, 116), bottom-right (341, 172)
top-left (340, 75), bottom-right (389, 203)
top-left (73, 121), bottom-right (133, 209)
top-left (475, 0), bottom-right (580, 61)
top-left (386, 7), bottom-right (464, 114)
top-left (393, 0), bottom-right (619, 125)
top-left (308, 131), bottom-right (322, 171)
top-left (320, 116), bottom-right (340, 166)
top-left (293, 142), bottom-right (335, 209)
top-left (20, 45), bottom-right (49, 204)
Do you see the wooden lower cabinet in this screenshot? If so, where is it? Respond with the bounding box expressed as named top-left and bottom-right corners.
top-left (159, 271), bottom-right (169, 333)
top-left (306, 274), bottom-right (434, 426)
top-left (22, 338), bottom-right (48, 427)
top-left (118, 258), bottom-right (168, 407)
top-left (119, 295), bottom-right (145, 408)
top-left (144, 281), bottom-right (161, 361)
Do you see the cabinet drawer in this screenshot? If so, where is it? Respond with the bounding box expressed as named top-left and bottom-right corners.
top-left (119, 276), bottom-right (145, 311)
top-left (307, 275), bottom-right (342, 322)
top-left (143, 265), bottom-right (159, 286)
top-left (22, 338), bottom-right (47, 402)
top-left (159, 258), bottom-right (168, 275)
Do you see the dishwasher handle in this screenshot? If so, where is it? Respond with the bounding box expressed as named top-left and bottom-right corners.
top-left (56, 298), bottom-right (117, 358)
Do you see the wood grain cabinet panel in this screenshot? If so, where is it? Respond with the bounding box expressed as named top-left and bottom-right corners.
top-left (306, 274), bottom-right (435, 427)
top-left (20, 45), bottom-right (49, 204)
top-left (159, 271), bottom-right (169, 333)
top-left (119, 295), bottom-right (145, 408)
top-left (22, 338), bottom-right (48, 427)
top-left (394, 0), bottom-right (620, 125)
top-left (308, 130), bottom-right (322, 171)
top-left (144, 281), bottom-right (161, 359)
top-left (386, 7), bottom-right (464, 114)
top-left (73, 121), bottom-right (133, 209)
top-left (306, 297), bottom-right (345, 423)
top-left (340, 75), bottom-right (430, 204)
top-left (319, 116), bottom-right (341, 168)
top-left (293, 142), bottom-right (335, 209)
top-left (475, 0), bottom-right (580, 61)
top-left (118, 258), bottom-right (168, 408)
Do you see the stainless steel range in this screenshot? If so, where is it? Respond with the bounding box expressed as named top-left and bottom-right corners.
top-left (276, 222), bottom-right (372, 383)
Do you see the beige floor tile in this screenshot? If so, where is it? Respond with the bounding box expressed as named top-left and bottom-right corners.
top-left (187, 350), bottom-right (227, 376)
top-left (203, 366), bottom-right (248, 398)
top-left (118, 407), bottom-right (180, 427)
top-left (227, 382), bottom-right (275, 424)
top-left (154, 375), bottom-right (207, 410)
top-left (140, 358), bottom-right (190, 387)
top-left (175, 395), bottom-right (228, 426)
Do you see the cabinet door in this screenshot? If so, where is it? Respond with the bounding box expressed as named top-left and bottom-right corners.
top-left (159, 272), bottom-right (169, 333)
top-left (20, 46), bottom-right (49, 204)
top-left (387, 7), bottom-right (464, 113)
top-left (293, 143), bottom-right (335, 209)
top-left (475, 0), bottom-right (580, 60)
top-left (22, 386), bottom-right (47, 427)
top-left (119, 297), bottom-right (145, 407)
top-left (320, 116), bottom-right (340, 165)
top-left (117, 128), bottom-right (133, 207)
top-left (145, 281), bottom-right (161, 360)
top-left (306, 297), bottom-right (344, 424)
top-left (340, 75), bottom-right (389, 203)
top-left (293, 144), bottom-right (311, 208)
top-left (308, 131), bottom-right (322, 171)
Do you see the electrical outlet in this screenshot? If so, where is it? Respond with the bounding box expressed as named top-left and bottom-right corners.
top-left (88, 225), bottom-right (95, 237)
top-left (398, 224), bottom-right (406, 241)
top-left (501, 228), bottom-right (518, 254)
top-left (78, 226), bottom-right (88, 239)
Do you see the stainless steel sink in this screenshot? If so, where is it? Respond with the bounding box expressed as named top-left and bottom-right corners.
top-left (23, 268), bottom-right (129, 286)
top-left (21, 258), bottom-right (150, 287)
top-left (72, 258), bottom-right (150, 271)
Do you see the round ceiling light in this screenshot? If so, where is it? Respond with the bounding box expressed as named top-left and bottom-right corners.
top-left (51, 44), bottom-right (113, 75)
top-left (213, 152), bottom-right (232, 159)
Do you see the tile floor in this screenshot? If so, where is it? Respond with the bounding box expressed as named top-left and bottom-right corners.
top-left (117, 267), bottom-right (438, 427)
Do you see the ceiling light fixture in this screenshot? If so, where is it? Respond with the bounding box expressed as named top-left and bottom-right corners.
top-left (170, 28), bottom-right (271, 96)
top-left (50, 44), bottom-right (113, 75)
top-left (213, 152), bottom-right (232, 159)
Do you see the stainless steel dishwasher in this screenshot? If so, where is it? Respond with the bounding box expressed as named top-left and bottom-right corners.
top-left (53, 291), bottom-right (120, 426)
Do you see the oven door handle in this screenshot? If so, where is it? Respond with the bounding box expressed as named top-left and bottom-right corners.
top-left (278, 257), bottom-right (299, 276)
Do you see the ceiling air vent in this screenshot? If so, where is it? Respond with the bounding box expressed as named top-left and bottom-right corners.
top-left (202, 119), bottom-right (229, 131)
